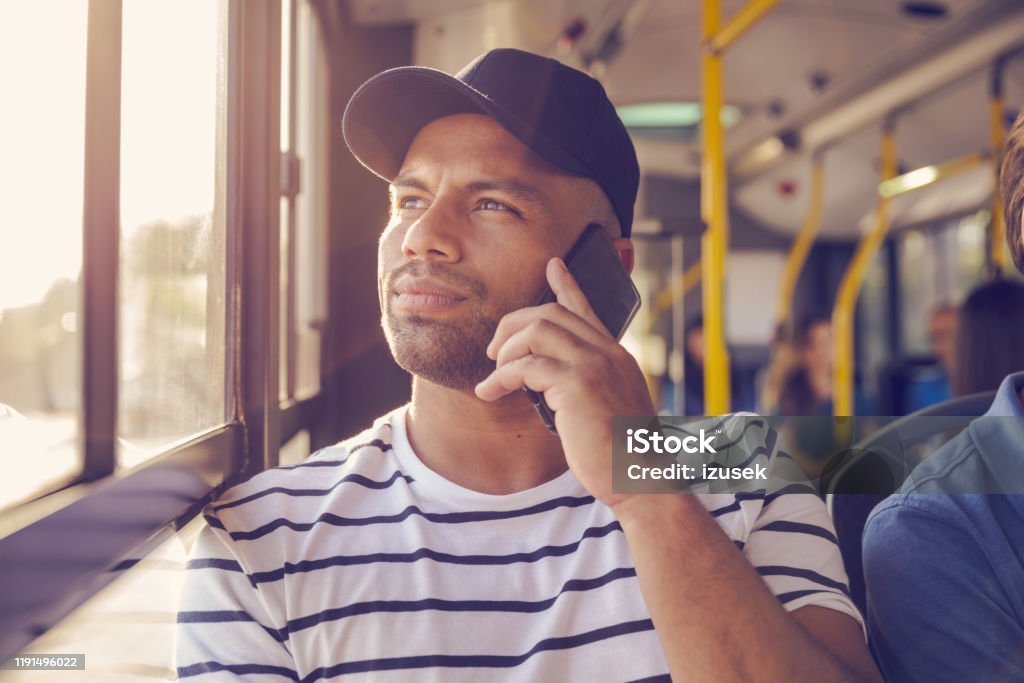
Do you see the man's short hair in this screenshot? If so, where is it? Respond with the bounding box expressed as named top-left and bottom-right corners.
top-left (1000, 110), bottom-right (1024, 272)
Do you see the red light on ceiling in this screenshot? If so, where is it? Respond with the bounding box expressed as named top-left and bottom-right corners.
top-left (778, 179), bottom-right (798, 198)
top-left (558, 18), bottom-right (587, 53)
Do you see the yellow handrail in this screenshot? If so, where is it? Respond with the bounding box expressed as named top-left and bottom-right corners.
top-left (707, 0), bottom-right (779, 54)
top-left (700, 0), bottom-right (778, 414)
top-left (832, 126), bottom-right (896, 417)
top-left (650, 261), bottom-right (702, 319)
top-left (776, 156), bottom-right (825, 327)
top-left (877, 152), bottom-right (988, 198)
top-left (701, 0), bottom-right (729, 414)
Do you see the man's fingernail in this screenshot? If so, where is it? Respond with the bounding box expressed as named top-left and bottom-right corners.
top-left (557, 258), bottom-right (568, 272)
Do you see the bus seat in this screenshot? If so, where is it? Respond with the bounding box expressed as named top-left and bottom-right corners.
top-left (825, 390), bottom-right (996, 617)
top-left (875, 355), bottom-right (941, 415)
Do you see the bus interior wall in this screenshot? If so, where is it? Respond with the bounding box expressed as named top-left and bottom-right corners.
top-left (314, 3), bottom-right (414, 449)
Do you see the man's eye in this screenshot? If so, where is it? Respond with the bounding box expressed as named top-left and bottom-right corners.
top-left (477, 199), bottom-right (520, 214)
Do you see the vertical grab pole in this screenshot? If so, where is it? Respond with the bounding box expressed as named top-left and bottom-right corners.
top-left (989, 56), bottom-right (1007, 276)
top-left (776, 155), bottom-right (826, 328)
top-left (698, 0), bottom-right (777, 414)
top-left (701, 0), bottom-right (731, 415)
top-left (833, 124), bottom-right (896, 417)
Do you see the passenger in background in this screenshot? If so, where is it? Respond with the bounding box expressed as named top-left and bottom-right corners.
top-left (679, 315), bottom-right (754, 414)
top-left (777, 312), bottom-right (875, 416)
top-left (863, 110), bottom-right (1024, 683)
top-left (682, 316), bottom-right (705, 414)
top-left (773, 313), bottom-right (875, 480)
top-left (757, 321), bottom-right (796, 415)
top-left (904, 302), bottom-right (956, 412)
top-left (951, 279), bottom-right (1024, 396)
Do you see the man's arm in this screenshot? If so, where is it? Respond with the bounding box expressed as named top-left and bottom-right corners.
top-left (175, 522), bottom-right (296, 681)
top-left (864, 498), bottom-right (1024, 683)
top-left (616, 494), bottom-right (880, 683)
top-left (477, 257), bottom-right (881, 682)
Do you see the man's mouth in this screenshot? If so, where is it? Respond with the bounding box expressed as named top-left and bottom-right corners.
top-left (392, 275), bottom-right (470, 313)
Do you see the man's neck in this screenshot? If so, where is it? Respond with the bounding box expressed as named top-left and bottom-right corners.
top-left (405, 378), bottom-right (567, 495)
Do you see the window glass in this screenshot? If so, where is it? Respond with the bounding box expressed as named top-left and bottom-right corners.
top-left (118, 0), bottom-right (226, 465)
top-left (280, 0), bottom-right (293, 402)
top-left (280, 199), bottom-right (291, 402)
top-left (859, 252), bottom-right (889, 398)
top-left (948, 210), bottom-right (987, 302)
top-left (0, 3), bottom-right (88, 507)
top-left (899, 211), bottom-right (995, 359)
top-left (898, 229), bottom-right (934, 355)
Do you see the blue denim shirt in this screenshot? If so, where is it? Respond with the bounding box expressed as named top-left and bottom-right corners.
top-left (862, 372), bottom-right (1024, 683)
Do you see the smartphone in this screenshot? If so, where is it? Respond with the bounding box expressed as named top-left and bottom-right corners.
top-left (526, 223), bottom-right (642, 434)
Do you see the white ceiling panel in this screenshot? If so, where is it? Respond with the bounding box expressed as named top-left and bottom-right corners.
top-left (353, 0), bottom-right (1024, 236)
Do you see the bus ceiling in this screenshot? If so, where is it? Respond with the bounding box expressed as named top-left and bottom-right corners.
top-left (341, 0), bottom-right (1024, 241)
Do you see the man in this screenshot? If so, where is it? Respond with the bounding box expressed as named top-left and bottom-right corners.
top-left (176, 49), bottom-right (878, 681)
top-left (904, 302), bottom-right (956, 413)
top-left (862, 110), bottom-right (1024, 682)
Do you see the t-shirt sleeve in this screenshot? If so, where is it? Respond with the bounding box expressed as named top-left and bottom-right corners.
top-left (744, 492), bottom-right (865, 634)
top-left (175, 518), bottom-right (296, 681)
top-left (863, 499), bottom-right (1024, 683)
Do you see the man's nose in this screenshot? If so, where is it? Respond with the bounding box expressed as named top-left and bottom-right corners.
top-left (401, 199), bottom-right (462, 262)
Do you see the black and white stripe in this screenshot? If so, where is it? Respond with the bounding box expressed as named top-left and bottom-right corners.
top-left (176, 408), bottom-right (863, 681)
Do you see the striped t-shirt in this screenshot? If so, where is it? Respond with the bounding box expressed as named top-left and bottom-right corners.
top-left (175, 407), bottom-right (862, 682)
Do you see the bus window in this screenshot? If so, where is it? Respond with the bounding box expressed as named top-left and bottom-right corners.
top-left (118, 0), bottom-right (227, 467)
top-left (280, 0), bottom-right (327, 404)
top-left (292, 0), bottom-right (328, 401)
top-left (0, 2), bottom-right (88, 509)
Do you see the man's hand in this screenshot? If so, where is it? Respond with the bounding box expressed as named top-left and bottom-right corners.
top-left (475, 257), bottom-right (655, 508)
top-left (477, 258), bottom-right (882, 683)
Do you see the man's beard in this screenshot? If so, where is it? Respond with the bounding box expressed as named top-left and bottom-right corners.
top-left (381, 263), bottom-right (530, 391)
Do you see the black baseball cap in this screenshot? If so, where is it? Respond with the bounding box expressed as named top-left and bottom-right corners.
top-left (342, 48), bottom-right (640, 237)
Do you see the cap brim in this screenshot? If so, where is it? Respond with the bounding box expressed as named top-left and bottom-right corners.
top-left (342, 66), bottom-right (593, 183)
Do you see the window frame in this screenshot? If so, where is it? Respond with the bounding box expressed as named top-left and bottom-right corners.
top-left (0, 0), bottom-right (324, 656)
top-left (890, 208), bottom-right (992, 356)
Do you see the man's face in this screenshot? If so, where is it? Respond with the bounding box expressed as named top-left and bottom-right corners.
top-left (377, 113), bottom-right (615, 390)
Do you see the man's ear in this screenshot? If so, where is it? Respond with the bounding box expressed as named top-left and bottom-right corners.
top-left (612, 238), bottom-right (635, 275)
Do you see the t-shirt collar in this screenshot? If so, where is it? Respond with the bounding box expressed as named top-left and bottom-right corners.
top-left (389, 405), bottom-right (584, 510)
